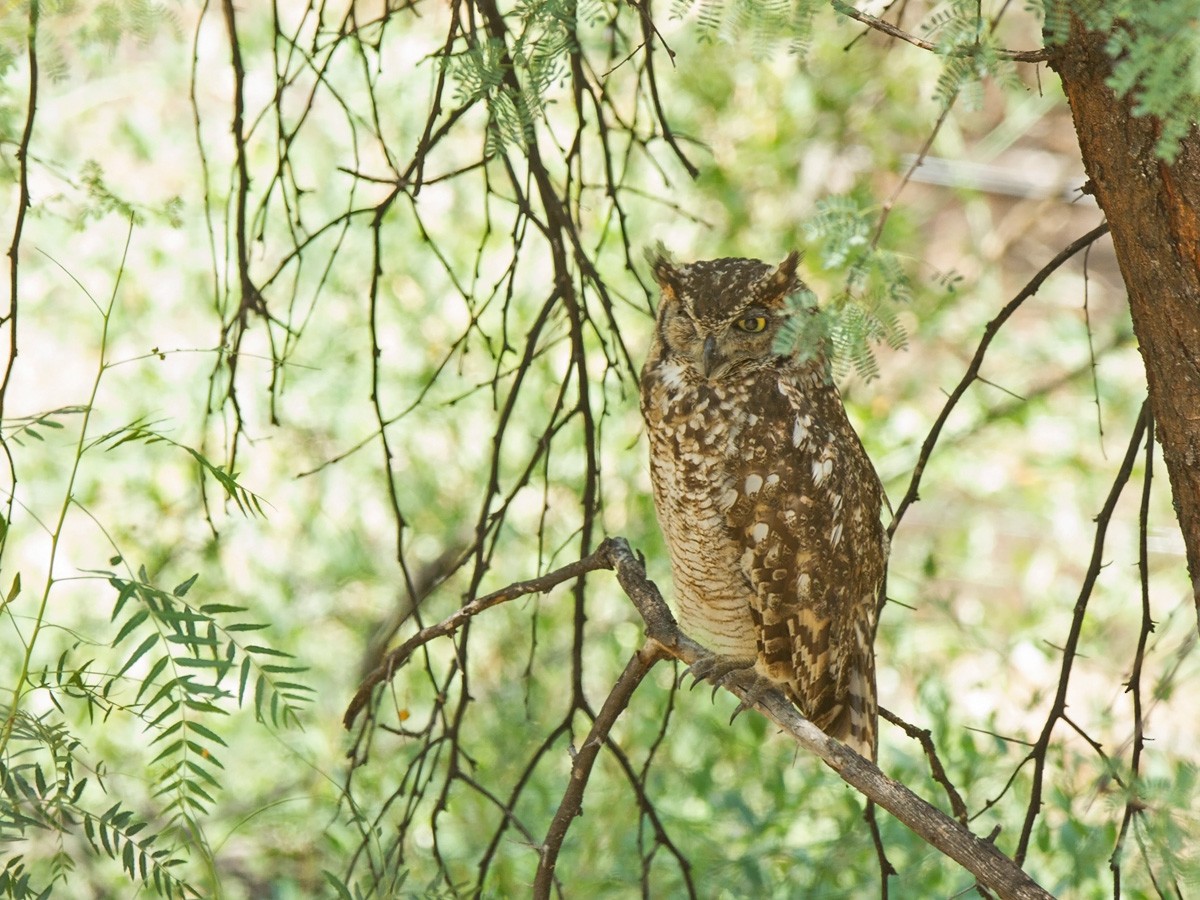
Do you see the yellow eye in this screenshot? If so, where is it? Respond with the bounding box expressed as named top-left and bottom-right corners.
top-left (735, 316), bottom-right (768, 334)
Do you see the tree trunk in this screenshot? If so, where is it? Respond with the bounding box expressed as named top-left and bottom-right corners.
top-left (1050, 18), bottom-right (1200, 616)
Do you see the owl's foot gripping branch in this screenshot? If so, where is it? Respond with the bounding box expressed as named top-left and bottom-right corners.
top-left (344, 537), bottom-right (1052, 900)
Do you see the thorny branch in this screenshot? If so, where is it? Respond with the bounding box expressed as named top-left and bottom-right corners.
top-left (1110, 414), bottom-right (1155, 892)
top-left (346, 537), bottom-right (1053, 900)
top-left (832, 0), bottom-right (1051, 63)
top-left (1013, 402), bottom-right (1149, 864)
top-left (886, 222), bottom-right (1111, 545)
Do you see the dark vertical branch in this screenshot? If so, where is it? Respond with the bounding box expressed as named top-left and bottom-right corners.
top-left (533, 642), bottom-right (667, 899)
top-left (218, 0), bottom-right (264, 466)
top-left (865, 801), bottom-right (896, 898)
top-left (1, 0), bottom-right (38, 420)
top-left (634, 0), bottom-right (699, 179)
top-left (1110, 412), bottom-right (1156, 891)
top-left (366, 190), bottom-right (407, 561)
top-left (879, 706), bottom-right (970, 826)
top-left (1014, 402), bottom-right (1149, 864)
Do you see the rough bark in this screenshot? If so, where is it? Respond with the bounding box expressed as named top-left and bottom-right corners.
top-left (1049, 18), bottom-right (1200, 614)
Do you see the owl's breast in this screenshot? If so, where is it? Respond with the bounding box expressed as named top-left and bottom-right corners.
top-left (641, 362), bottom-right (759, 656)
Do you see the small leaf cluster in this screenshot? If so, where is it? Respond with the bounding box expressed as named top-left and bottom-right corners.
top-left (91, 419), bottom-right (266, 518)
top-left (1101, 4), bottom-right (1200, 164)
top-left (2, 559), bottom-right (312, 897)
top-left (0, 709), bottom-right (195, 898)
top-left (919, 0), bottom-right (1021, 109)
top-left (1036, 0), bottom-right (1200, 162)
top-left (774, 195), bottom-right (909, 381)
top-left (0, 407), bottom-right (78, 448)
top-left (444, 1), bottom-right (581, 152)
top-left (671, 0), bottom-right (822, 56)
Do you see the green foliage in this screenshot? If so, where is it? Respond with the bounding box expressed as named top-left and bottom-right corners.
top-left (2, 495), bottom-right (306, 896)
top-left (1112, 764), bottom-right (1200, 887)
top-left (1036, 0), bottom-right (1200, 162)
top-left (919, 0), bottom-right (1022, 109)
top-left (90, 420), bottom-right (267, 519)
top-left (75, 1), bottom-right (181, 50)
top-left (445, 1), bottom-right (582, 151)
top-left (671, 0), bottom-right (823, 55)
top-left (773, 195), bottom-right (909, 381)
top-left (0, 407), bottom-right (76, 448)
top-left (78, 161), bottom-right (184, 228)
top-left (0, 256), bottom-right (305, 894)
top-left (0, 707), bottom-right (196, 898)
top-left (1101, 4), bottom-right (1200, 164)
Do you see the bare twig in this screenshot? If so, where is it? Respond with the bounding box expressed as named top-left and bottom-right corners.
top-left (1, 1), bottom-right (38, 419)
top-left (533, 641), bottom-right (669, 898)
top-left (1014, 402), bottom-right (1149, 864)
top-left (831, 0), bottom-right (1050, 63)
top-left (342, 545), bottom-right (617, 729)
top-left (880, 706), bottom-right (970, 826)
top-left (1110, 412), bottom-right (1155, 892)
top-left (871, 100), bottom-right (955, 249)
top-left (866, 800), bottom-right (898, 897)
top-left (886, 222), bottom-right (1110, 547)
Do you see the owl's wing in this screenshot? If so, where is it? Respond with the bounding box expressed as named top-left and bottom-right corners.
top-left (728, 380), bottom-right (885, 758)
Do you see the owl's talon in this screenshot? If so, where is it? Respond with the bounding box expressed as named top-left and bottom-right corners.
top-left (685, 654), bottom-right (779, 721)
top-left (684, 653), bottom-right (766, 716)
top-left (727, 674), bottom-right (775, 722)
top-left (684, 653), bottom-right (754, 691)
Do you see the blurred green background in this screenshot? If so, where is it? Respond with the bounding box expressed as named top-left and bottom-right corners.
top-left (0, 1), bottom-right (1194, 897)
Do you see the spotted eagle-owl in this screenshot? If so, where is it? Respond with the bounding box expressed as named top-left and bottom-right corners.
top-left (640, 251), bottom-right (887, 759)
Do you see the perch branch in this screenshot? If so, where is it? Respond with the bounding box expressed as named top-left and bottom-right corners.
top-left (349, 538), bottom-right (1053, 898)
top-left (605, 538), bottom-right (1052, 900)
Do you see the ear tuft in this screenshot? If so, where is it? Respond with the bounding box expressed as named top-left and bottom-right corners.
top-left (768, 250), bottom-right (802, 293)
top-left (648, 245), bottom-right (680, 300)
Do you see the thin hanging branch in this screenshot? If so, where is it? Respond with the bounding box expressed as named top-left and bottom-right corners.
top-left (1109, 412), bottom-right (1155, 892)
top-left (1, 1), bottom-right (39, 420)
top-left (1014, 401), bottom-right (1150, 864)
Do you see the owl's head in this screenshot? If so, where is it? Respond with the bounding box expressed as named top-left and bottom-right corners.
top-left (651, 251), bottom-right (805, 381)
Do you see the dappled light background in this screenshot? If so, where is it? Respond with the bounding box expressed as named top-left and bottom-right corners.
top-left (0, 1), bottom-right (1194, 896)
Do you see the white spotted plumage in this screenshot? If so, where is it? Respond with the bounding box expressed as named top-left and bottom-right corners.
top-left (640, 252), bottom-right (888, 759)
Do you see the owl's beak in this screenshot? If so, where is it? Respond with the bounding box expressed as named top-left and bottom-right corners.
top-left (701, 334), bottom-right (721, 378)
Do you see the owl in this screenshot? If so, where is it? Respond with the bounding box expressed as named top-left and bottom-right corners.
top-left (640, 252), bottom-right (887, 760)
